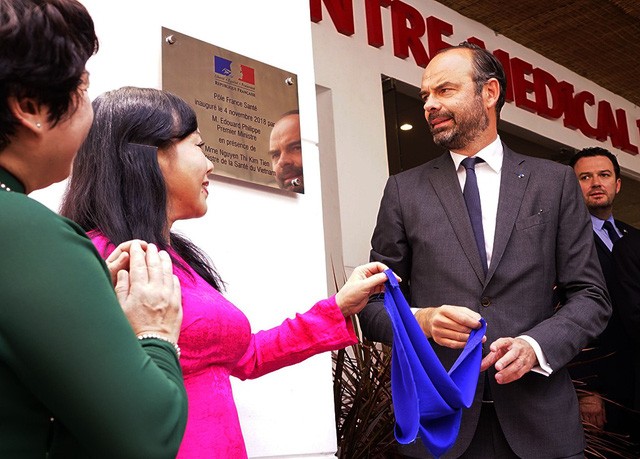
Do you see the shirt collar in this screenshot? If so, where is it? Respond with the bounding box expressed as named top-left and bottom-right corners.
top-left (450, 136), bottom-right (503, 173)
top-left (0, 166), bottom-right (26, 194)
top-left (589, 214), bottom-right (615, 232)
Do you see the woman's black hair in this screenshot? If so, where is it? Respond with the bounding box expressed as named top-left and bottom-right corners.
top-left (61, 86), bottom-right (223, 291)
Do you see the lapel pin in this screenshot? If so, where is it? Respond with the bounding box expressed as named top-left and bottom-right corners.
top-left (517, 173), bottom-right (525, 178)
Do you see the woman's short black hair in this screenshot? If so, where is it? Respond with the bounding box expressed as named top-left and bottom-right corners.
top-left (0, 0), bottom-right (98, 150)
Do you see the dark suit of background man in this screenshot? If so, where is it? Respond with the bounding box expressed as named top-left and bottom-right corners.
top-left (612, 231), bottom-right (640, 445)
top-left (358, 42), bottom-right (611, 459)
top-left (568, 147), bottom-right (640, 443)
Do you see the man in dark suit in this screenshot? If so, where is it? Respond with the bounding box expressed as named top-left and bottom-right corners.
top-left (568, 147), bottom-right (639, 438)
top-left (358, 42), bottom-right (611, 458)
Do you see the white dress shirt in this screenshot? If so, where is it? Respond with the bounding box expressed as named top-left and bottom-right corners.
top-left (450, 137), bottom-right (502, 269)
top-left (451, 136), bottom-right (552, 375)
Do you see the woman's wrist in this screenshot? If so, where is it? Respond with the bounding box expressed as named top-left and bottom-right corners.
top-left (137, 333), bottom-right (181, 359)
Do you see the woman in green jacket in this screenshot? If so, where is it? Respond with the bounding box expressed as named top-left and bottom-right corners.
top-left (0, 1), bottom-right (188, 457)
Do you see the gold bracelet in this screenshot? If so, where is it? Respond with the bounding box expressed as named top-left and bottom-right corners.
top-left (137, 333), bottom-right (181, 359)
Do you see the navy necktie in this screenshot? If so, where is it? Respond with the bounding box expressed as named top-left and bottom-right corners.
top-left (603, 220), bottom-right (621, 245)
top-left (461, 157), bottom-right (487, 274)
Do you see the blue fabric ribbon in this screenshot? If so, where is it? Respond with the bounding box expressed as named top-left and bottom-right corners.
top-left (383, 269), bottom-right (486, 458)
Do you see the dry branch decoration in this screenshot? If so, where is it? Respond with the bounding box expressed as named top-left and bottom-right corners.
top-left (573, 380), bottom-right (640, 458)
top-left (331, 263), bottom-right (396, 458)
top-left (333, 338), bottom-right (396, 458)
top-left (582, 409), bottom-right (638, 458)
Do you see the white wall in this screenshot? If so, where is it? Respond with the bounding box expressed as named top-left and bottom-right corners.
top-left (31, 1), bottom-right (337, 458)
top-left (311, 0), bottom-right (640, 271)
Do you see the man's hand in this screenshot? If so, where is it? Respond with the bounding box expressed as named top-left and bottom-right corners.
top-left (415, 305), bottom-right (484, 349)
top-left (481, 337), bottom-right (537, 384)
top-left (579, 393), bottom-right (606, 429)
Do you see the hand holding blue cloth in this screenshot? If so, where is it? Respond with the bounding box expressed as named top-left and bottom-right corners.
top-left (383, 269), bottom-right (486, 458)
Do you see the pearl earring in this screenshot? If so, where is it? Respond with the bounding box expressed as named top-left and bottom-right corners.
top-left (36, 122), bottom-right (42, 128)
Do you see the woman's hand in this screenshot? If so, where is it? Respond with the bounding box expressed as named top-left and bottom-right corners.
top-left (335, 262), bottom-right (399, 317)
top-left (105, 239), bottom-right (148, 286)
top-left (114, 241), bottom-right (182, 343)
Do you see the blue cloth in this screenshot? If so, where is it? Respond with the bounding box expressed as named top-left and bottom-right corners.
top-left (383, 269), bottom-right (486, 458)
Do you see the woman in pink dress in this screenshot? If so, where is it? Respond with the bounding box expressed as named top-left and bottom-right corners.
top-left (61, 86), bottom-right (393, 458)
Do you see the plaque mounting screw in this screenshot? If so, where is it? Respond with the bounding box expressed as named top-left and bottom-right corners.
top-left (285, 77), bottom-right (294, 86)
top-left (165, 35), bottom-right (176, 45)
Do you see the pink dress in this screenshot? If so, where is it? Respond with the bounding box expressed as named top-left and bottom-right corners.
top-left (90, 233), bottom-right (357, 458)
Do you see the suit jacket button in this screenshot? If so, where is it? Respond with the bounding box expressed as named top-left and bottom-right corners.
top-left (481, 297), bottom-right (491, 307)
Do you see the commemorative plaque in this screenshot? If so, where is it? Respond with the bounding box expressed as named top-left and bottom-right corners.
top-left (162, 28), bottom-right (303, 193)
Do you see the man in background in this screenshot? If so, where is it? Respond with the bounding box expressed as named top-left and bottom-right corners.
top-left (268, 110), bottom-right (304, 193)
top-left (569, 147), bottom-right (639, 439)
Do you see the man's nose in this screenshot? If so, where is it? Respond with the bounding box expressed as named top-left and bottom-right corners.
top-left (423, 95), bottom-right (440, 113)
top-left (278, 150), bottom-right (295, 166)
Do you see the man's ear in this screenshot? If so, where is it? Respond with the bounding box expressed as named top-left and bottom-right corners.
top-left (7, 96), bottom-right (46, 134)
top-left (483, 78), bottom-right (500, 111)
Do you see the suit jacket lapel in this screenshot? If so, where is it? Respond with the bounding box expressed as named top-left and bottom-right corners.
top-left (429, 154), bottom-right (486, 283)
top-left (615, 220), bottom-right (634, 238)
top-left (486, 147), bottom-right (528, 284)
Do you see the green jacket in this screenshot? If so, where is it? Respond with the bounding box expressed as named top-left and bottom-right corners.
top-left (0, 168), bottom-right (187, 458)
